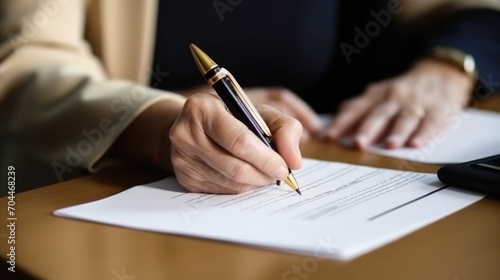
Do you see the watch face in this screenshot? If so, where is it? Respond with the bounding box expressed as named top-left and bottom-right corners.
top-left (463, 54), bottom-right (476, 75)
top-left (433, 46), bottom-right (477, 77)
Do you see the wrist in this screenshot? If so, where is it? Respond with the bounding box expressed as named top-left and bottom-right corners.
top-left (410, 57), bottom-right (474, 107)
top-left (106, 99), bottom-right (184, 172)
top-left (428, 46), bottom-right (478, 93)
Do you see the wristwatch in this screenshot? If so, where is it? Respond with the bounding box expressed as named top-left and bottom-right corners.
top-left (431, 46), bottom-right (478, 84)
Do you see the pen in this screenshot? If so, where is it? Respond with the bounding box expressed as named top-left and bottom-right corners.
top-left (189, 43), bottom-right (301, 195)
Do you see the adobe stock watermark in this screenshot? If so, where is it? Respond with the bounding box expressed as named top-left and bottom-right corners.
top-left (179, 194), bottom-right (213, 224)
top-left (8, 0), bottom-right (69, 51)
top-left (6, 166), bottom-right (17, 273)
top-left (281, 235), bottom-right (339, 280)
top-left (340, 0), bottom-right (413, 63)
top-left (213, 0), bottom-right (244, 22)
top-left (111, 267), bottom-right (135, 280)
top-left (470, 73), bottom-right (500, 108)
top-left (51, 65), bottom-right (170, 182)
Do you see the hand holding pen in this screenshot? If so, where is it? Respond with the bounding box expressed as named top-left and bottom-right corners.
top-left (166, 45), bottom-right (303, 194)
top-left (189, 44), bottom-right (302, 194)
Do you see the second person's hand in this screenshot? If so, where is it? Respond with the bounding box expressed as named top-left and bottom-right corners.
top-left (325, 58), bottom-right (474, 150)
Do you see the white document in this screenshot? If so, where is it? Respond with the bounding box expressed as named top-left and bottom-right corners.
top-left (331, 109), bottom-right (500, 164)
top-left (54, 158), bottom-right (483, 261)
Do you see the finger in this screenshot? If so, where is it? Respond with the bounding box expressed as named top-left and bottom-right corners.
top-left (325, 83), bottom-right (388, 141)
top-left (324, 98), bottom-right (370, 141)
top-left (172, 139), bottom-right (276, 191)
top-left (268, 100), bottom-right (311, 142)
top-left (209, 120), bottom-right (290, 181)
top-left (353, 102), bottom-right (399, 150)
top-left (174, 160), bottom-right (261, 194)
top-left (407, 108), bottom-right (446, 147)
top-left (384, 106), bottom-right (425, 149)
top-left (354, 79), bottom-right (413, 149)
top-left (203, 103), bottom-right (293, 182)
top-left (268, 88), bottom-right (323, 134)
top-left (257, 104), bottom-right (303, 170)
top-left (170, 94), bottom-right (279, 186)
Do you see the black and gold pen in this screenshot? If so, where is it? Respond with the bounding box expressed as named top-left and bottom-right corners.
top-left (189, 43), bottom-right (301, 195)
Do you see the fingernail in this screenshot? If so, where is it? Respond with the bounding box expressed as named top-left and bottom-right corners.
top-left (386, 136), bottom-right (402, 149)
top-left (314, 117), bottom-right (324, 130)
top-left (355, 135), bottom-right (368, 150)
top-left (327, 128), bottom-right (338, 140)
top-left (411, 137), bottom-right (424, 147)
top-left (273, 166), bottom-right (289, 180)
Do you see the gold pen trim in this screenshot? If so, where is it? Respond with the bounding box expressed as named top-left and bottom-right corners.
top-left (213, 68), bottom-right (272, 137)
top-left (284, 173), bottom-right (299, 192)
top-left (207, 70), bottom-right (226, 87)
top-left (224, 72), bottom-right (301, 194)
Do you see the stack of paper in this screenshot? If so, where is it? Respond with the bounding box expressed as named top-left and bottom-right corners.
top-left (54, 158), bottom-right (483, 260)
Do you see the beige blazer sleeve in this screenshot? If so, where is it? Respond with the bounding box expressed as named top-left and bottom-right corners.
top-left (0, 0), bottom-right (185, 176)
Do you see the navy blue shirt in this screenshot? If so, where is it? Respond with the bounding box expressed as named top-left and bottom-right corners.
top-left (152, 1), bottom-right (337, 93)
top-left (152, 1), bottom-right (500, 113)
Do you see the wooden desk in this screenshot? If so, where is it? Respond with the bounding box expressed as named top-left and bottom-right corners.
top-left (2, 96), bottom-right (500, 280)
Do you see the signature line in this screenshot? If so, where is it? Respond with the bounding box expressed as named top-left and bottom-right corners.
top-left (367, 186), bottom-right (448, 221)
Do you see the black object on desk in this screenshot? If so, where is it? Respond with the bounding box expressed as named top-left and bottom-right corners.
top-left (437, 154), bottom-right (500, 197)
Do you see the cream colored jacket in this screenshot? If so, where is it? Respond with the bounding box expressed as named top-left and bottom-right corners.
top-left (0, 0), bottom-right (186, 183)
top-left (1, 0), bottom-right (499, 185)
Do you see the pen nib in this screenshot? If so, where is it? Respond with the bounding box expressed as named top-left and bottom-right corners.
top-left (284, 172), bottom-right (301, 195)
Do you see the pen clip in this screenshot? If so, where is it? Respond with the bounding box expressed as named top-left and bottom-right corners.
top-left (220, 68), bottom-right (272, 137)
